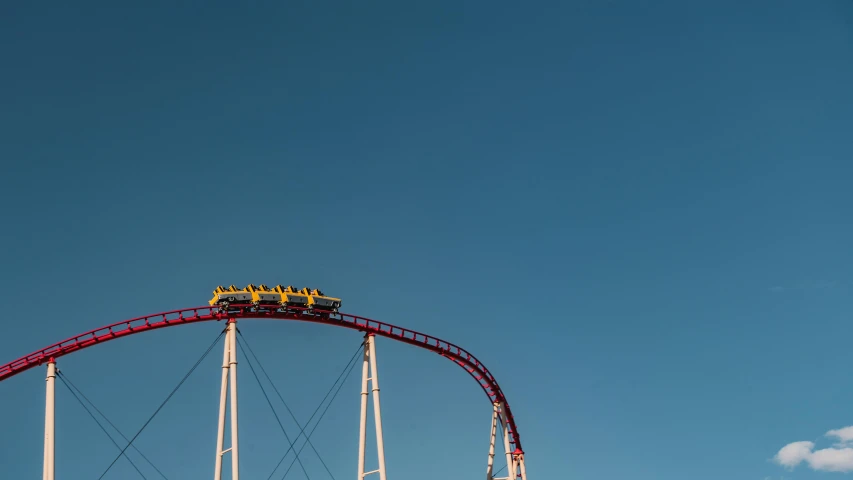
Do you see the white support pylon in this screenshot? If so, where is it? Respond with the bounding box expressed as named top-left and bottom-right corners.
top-left (213, 320), bottom-right (240, 480)
top-left (43, 359), bottom-right (56, 480)
top-left (357, 333), bottom-right (388, 480)
top-left (498, 403), bottom-right (515, 479)
top-left (515, 452), bottom-right (527, 480)
top-left (486, 403), bottom-right (499, 480)
top-left (228, 320), bottom-right (240, 480)
top-left (487, 401), bottom-right (527, 480)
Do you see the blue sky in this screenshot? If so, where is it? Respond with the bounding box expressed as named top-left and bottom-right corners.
top-left (1, 1), bottom-right (852, 479)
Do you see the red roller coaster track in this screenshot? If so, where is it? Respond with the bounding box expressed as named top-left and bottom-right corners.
top-left (0, 305), bottom-right (523, 454)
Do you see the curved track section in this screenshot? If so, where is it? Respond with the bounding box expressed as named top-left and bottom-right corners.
top-left (0, 305), bottom-right (523, 453)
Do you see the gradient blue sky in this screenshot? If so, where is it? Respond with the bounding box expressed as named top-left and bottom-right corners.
top-left (1, 1), bottom-right (852, 479)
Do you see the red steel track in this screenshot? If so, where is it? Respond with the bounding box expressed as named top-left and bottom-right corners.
top-left (0, 305), bottom-right (523, 454)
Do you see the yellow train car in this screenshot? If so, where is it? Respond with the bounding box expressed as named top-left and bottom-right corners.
top-left (272, 285), bottom-right (310, 308)
top-left (209, 285), bottom-right (253, 305)
top-left (211, 284), bottom-right (342, 312)
top-left (245, 284), bottom-right (281, 305)
top-left (300, 288), bottom-right (342, 312)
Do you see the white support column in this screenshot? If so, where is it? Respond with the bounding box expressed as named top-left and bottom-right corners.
top-left (357, 342), bottom-right (369, 480)
top-left (43, 359), bottom-right (56, 480)
top-left (367, 334), bottom-right (387, 480)
top-left (516, 452), bottom-right (527, 480)
top-left (485, 403), bottom-right (499, 480)
top-left (356, 333), bottom-right (388, 480)
top-left (213, 329), bottom-right (230, 480)
top-left (498, 403), bottom-right (515, 480)
top-left (213, 320), bottom-right (239, 480)
top-left (227, 321), bottom-right (240, 480)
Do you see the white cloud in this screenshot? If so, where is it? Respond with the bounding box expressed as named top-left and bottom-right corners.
top-left (828, 427), bottom-right (853, 445)
top-left (809, 447), bottom-right (853, 472)
top-left (775, 426), bottom-right (853, 472)
top-left (775, 441), bottom-right (814, 468)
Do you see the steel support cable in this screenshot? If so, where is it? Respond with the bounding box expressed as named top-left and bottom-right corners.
top-left (278, 341), bottom-right (362, 480)
top-left (262, 339), bottom-right (366, 480)
top-left (97, 328), bottom-right (226, 479)
top-left (235, 335), bottom-right (314, 480)
top-left (56, 371), bottom-right (169, 479)
top-left (55, 373), bottom-right (149, 479)
top-left (236, 329), bottom-right (342, 480)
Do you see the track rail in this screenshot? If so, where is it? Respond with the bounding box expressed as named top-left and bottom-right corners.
top-left (0, 305), bottom-right (523, 453)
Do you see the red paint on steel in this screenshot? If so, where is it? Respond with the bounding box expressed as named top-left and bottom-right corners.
top-left (0, 305), bottom-right (524, 453)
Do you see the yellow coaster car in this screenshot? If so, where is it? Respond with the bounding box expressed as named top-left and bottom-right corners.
top-left (246, 284), bottom-right (281, 305)
top-left (209, 285), bottom-right (253, 305)
top-left (301, 288), bottom-right (342, 312)
top-left (272, 285), bottom-right (310, 308)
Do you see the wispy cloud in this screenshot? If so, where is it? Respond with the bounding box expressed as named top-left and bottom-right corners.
top-left (774, 426), bottom-right (853, 472)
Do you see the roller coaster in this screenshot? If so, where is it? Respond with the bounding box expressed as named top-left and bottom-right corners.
top-left (0, 284), bottom-right (529, 480)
